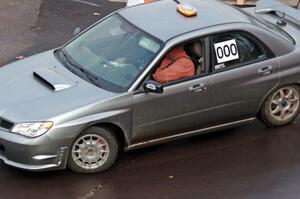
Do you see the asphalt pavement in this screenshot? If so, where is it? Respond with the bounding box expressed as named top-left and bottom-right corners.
top-left (1, 1), bottom-right (300, 199)
top-left (0, 0), bottom-right (41, 64)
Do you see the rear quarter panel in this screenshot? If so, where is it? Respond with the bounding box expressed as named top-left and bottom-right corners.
top-left (277, 49), bottom-right (300, 87)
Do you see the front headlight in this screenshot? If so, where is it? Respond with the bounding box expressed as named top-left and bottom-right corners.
top-left (11, 122), bottom-right (53, 138)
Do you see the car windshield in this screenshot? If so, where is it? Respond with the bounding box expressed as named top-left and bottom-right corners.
top-left (63, 14), bottom-right (163, 92)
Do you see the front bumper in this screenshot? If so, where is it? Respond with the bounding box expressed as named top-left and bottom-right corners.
top-left (0, 128), bottom-right (71, 171)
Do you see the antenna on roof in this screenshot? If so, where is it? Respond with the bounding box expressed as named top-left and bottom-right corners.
top-left (173, 0), bottom-right (180, 4)
top-left (283, 6), bottom-right (286, 19)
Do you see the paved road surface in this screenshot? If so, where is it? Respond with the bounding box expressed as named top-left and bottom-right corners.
top-left (0, 0), bottom-right (41, 64)
top-left (1, 1), bottom-right (300, 199)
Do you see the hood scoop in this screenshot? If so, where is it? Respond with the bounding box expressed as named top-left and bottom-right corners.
top-left (33, 67), bottom-right (74, 92)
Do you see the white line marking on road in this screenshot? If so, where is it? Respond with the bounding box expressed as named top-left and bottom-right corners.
top-left (70, 0), bottom-right (100, 7)
top-left (108, 0), bottom-right (127, 2)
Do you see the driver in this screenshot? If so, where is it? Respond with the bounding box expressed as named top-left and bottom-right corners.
top-left (112, 22), bottom-right (138, 65)
top-left (153, 46), bottom-right (195, 84)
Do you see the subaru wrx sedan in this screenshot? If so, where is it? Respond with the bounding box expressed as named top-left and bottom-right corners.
top-left (0, 0), bottom-right (300, 173)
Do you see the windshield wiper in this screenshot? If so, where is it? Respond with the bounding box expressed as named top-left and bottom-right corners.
top-left (57, 49), bottom-right (80, 70)
top-left (57, 49), bottom-right (101, 87)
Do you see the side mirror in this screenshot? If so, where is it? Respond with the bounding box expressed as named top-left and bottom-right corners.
top-left (143, 80), bottom-right (163, 94)
top-left (73, 27), bottom-right (81, 36)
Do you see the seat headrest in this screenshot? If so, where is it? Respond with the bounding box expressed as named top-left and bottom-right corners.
top-left (192, 42), bottom-right (203, 58)
top-left (185, 42), bottom-right (203, 59)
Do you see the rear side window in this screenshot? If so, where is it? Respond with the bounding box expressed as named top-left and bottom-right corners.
top-left (259, 19), bottom-right (295, 44)
top-left (211, 32), bottom-right (273, 71)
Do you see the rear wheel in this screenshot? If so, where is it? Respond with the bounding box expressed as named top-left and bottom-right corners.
top-left (68, 127), bottom-right (119, 173)
top-left (260, 85), bottom-right (300, 127)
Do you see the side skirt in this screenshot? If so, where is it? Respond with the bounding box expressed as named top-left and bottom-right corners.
top-left (124, 118), bottom-right (256, 151)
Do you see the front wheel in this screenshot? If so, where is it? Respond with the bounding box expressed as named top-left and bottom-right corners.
top-left (260, 85), bottom-right (300, 127)
top-left (68, 127), bottom-right (119, 173)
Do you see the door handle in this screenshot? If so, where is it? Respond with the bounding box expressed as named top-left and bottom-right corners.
top-left (189, 84), bottom-right (207, 92)
top-left (258, 66), bottom-right (273, 75)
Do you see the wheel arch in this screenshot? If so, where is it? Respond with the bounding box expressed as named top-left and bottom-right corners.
top-left (95, 122), bottom-right (128, 150)
top-left (95, 122), bottom-right (129, 150)
top-left (76, 122), bottom-right (129, 151)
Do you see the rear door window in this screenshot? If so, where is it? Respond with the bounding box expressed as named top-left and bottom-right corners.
top-left (211, 32), bottom-right (274, 72)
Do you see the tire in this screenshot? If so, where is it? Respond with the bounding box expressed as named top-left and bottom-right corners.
top-left (260, 85), bottom-right (300, 127)
top-left (68, 126), bottom-right (119, 173)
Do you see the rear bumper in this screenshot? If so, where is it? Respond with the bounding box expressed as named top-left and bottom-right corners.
top-left (0, 128), bottom-right (71, 171)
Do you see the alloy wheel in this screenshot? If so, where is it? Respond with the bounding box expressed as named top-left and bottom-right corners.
top-left (269, 86), bottom-right (300, 122)
top-left (71, 134), bottom-right (110, 170)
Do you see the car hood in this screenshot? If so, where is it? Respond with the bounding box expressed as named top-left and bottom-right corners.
top-left (0, 50), bottom-right (118, 123)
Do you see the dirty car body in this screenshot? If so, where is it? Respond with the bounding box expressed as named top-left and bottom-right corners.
top-left (0, 0), bottom-right (300, 172)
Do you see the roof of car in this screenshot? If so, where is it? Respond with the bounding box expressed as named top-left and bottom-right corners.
top-left (118, 0), bottom-right (252, 42)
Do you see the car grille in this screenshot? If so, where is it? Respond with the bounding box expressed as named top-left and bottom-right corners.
top-left (0, 118), bottom-right (14, 130)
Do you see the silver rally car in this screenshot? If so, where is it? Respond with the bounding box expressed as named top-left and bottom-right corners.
top-left (1, 0), bottom-right (300, 173)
